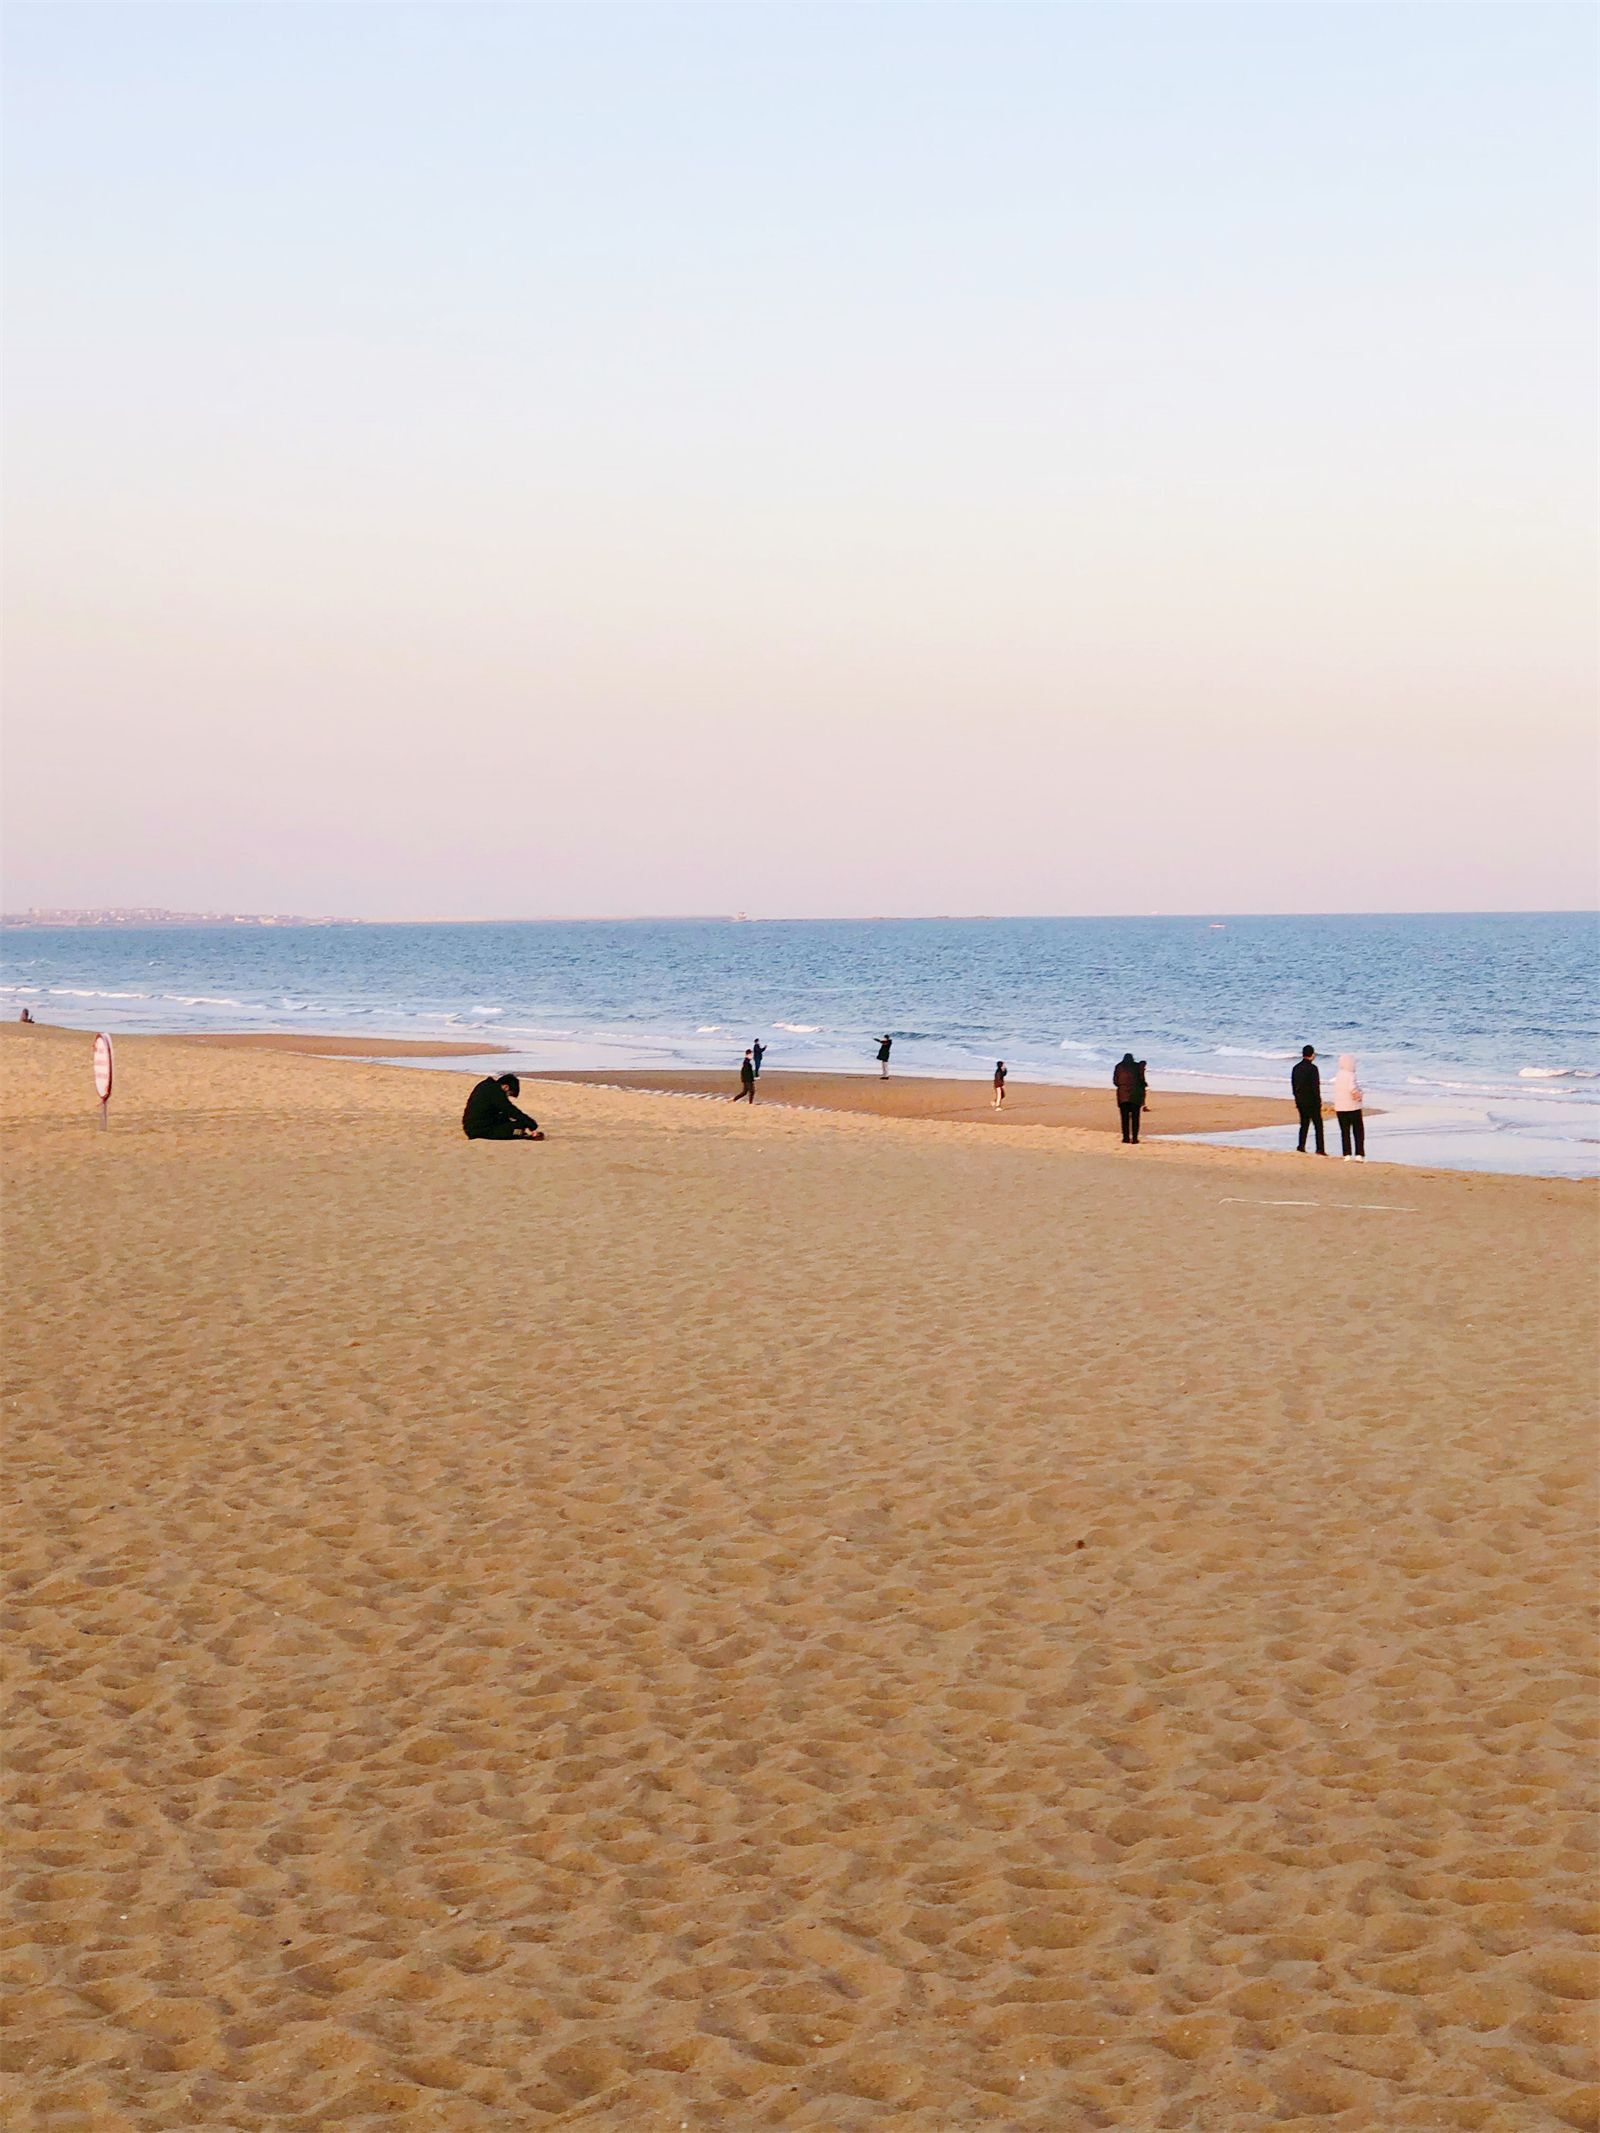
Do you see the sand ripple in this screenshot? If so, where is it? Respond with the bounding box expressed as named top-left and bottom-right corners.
top-left (3, 1028), bottom-right (1596, 2128)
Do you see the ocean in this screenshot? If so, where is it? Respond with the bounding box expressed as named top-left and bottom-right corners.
top-left (4, 913), bottom-right (1596, 1177)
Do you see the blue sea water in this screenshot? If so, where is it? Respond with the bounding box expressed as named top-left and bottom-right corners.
top-left (4, 913), bottom-right (1596, 1177)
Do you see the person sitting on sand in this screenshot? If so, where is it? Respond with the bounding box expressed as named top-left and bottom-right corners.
top-left (1331, 1053), bottom-right (1366, 1160)
top-left (733, 1049), bottom-right (756, 1103)
top-left (18, 1008), bottom-right (33, 1024)
top-left (992, 1060), bottom-right (1007, 1109)
top-left (461, 1072), bottom-right (544, 1141)
top-left (877, 1034), bottom-right (893, 1078)
top-left (1113, 1053), bottom-right (1147, 1144)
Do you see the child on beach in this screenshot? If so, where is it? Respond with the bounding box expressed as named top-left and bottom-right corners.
top-left (877, 1035), bottom-right (893, 1078)
top-left (992, 1061), bottom-right (1007, 1108)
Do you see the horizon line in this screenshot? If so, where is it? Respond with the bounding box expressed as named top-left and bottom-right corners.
top-left (4, 906), bottom-right (1597, 927)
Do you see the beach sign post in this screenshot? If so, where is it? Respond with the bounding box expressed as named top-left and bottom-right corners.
top-left (93, 1032), bottom-right (114, 1131)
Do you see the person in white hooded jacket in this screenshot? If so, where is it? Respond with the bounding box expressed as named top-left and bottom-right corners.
top-left (1331, 1054), bottom-right (1365, 1159)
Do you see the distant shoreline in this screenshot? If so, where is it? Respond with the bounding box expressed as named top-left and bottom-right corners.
top-left (6, 908), bottom-right (1597, 928)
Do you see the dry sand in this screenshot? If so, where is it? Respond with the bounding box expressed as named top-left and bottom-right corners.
top-left (3, 1022), bottom-right (1596, 2132)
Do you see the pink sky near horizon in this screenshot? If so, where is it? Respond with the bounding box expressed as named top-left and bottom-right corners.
top-left (3, 4), bottom-right (1595, 920)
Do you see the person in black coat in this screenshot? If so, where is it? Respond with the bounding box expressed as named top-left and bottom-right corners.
top-left (733, 1049), bottom-right (757, 1102)
top-left (1291, 1046), bottom-right (1325, 1153)
top-left (462, 1073), bottom-right (544, 1140)
top-left (1113, 1054), bottom-right (1147, 1143)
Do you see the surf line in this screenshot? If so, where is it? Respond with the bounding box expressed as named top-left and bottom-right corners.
top-left (1220, 1197), bottom-right (1419, 1214)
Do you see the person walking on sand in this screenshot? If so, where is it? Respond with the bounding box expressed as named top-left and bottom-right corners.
top-left (1332, 1053), bottom-right (1366, 1159)
top-left (992, 1061), bottom-right (1007, 1109)
top-left (876, 1034), bottom-right (893, 1078)
top-left (733, 1049), bottom-right (756, 1103)
top-left (751, 1039), bottom-right (765, 1079)
top-left (1292, 1045), bottom-right (1326, 1154)
top-left (1113, 1053), bottom-right (1147, 1143)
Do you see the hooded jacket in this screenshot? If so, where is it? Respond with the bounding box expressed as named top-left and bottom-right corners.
top-left (1331, 1055), bottom-right (1363, 1111)
top-left (1113, 1055), bottom-right (1146, 1105)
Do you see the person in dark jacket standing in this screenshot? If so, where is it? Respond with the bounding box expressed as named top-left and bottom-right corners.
top-left (733, 1049), bottom-right (756, 1102)
top-left (992, 1061), bottom-right (1007, 1109)
top-left (1291, 1045), bottom-right (1325, 1153)
top-left (1113, 1054), bottom-right (1147, 1143)
top-left (751, 1039), bottom-right (765, 1079)
top-left (876, 1035), bottom-right (893, 1078)
top-left (462, 1073), bottom-right (544, 1141)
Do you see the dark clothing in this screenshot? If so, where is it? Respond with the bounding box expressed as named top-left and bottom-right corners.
top-left (1291, 1058), bottom-right (1321, 1111)
top-left (735, 1060), bottom-right (756, 1102)
top-left (1337, 1109), bottom-right (1365, 1158)
top-left (1296, 1107), bottom-right (1326, 1154)
top-left (1292, 1057), bottom-right (1324, 1152)
top-left (1118, 1100), bottom-right (1142, 1144)
top-left (1112, 1060), bottom-right (1147, 1105)
top-left (877, 1040), bottom-right (892, 1065)
top-left (751, 1043), bottom-right (765, 1077)
top-left (462, 1077), bottom-right (539, 1140)
top-left (994, 1066), bottom-right (1007, 1089)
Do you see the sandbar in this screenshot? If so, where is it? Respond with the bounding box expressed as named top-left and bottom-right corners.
top-left (184, 1032), bottom-right (512, 1059)
top-left (530, 1066), bottom-right (1297, 1138)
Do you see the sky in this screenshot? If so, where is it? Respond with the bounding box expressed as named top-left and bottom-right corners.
top-left (3, 2), bottom-right (1595, 919)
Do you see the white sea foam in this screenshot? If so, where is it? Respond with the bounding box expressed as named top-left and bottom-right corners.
top-left (696, 1025), bottom-right (722, 1033)
top-left (1215, 1046), bottom-right (1298, 1061)
top-left (1406, 1076), bottom-right (1516, 1096)
top-left (1519, 1065), bottom-right (1599, 1080)
top-left (774, 1021), bottom-right (822, 1033)
top-left (47, 986), bottom-right (159, 1001)
top-left (1058, 1039), bottom-right (1100, 1054)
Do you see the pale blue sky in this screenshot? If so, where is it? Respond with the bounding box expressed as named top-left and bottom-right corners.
top-left (4, 2), bottom-right (1594, 917)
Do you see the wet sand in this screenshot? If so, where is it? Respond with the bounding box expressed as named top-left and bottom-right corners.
top-left (184, 1034), bottom-right (512, 1059)
top-left (527, 1067), bottom-right (1296, 1138)
top-left (4, 1022), bottom-right (1596, 2131)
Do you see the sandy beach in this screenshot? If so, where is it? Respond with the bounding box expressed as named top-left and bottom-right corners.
top-left (3, 1021), bottom-right (1595, 2131)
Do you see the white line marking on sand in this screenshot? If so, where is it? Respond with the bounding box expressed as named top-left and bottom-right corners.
top-left (1220, 1197), bottom-right (1419, 1213)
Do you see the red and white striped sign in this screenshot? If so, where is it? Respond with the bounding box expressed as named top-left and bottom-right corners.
top-left (93, 1033), bottom-right (114, 1104)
